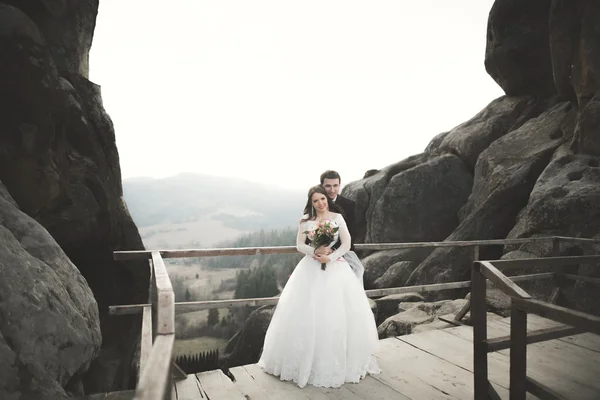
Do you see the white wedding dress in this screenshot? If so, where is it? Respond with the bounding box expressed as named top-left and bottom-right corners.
top-left (258, 212), bottom-right (380, 388)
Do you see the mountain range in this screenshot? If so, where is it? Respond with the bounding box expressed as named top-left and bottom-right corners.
top-left (122, 173), bottom-right (305, 248)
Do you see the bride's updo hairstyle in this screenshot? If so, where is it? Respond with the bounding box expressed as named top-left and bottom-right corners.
top-left (301, 185), bottom-right (342, 222)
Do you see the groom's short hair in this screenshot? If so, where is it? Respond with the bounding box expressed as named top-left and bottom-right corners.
top-left (320, 170), bottom-right (341, 184)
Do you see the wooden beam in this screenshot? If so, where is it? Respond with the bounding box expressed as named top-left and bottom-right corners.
top-left (114, 237), bottom-right (569, 260)
top-left (488, 384), bottom-right (502, 400)
top-left (526, 376), bottom-right (569, 400)
top-left (560, 273), bottom-right (600, 286)
top-left (172, 362), bottom-right (187, 380)
top-left (365, 280), bottom-right (471, 297)
top-left (152, 252), bottom-right (175, 335)
top-left (109, 271), bottom-right (556, 316)
top-left (512, 298), bottom-right (600, 335)
top-left (553, 236), bottom-right (600, 244)
top-left (479, 261), bottom-right (531, 299)
top-left (111, 282), bottom-right (473, 315)
top-left (109, 303), bottom-right (151, 315)
top-left (438, 315), bottom-right (467, 326)
top-left (509, 272), bottom-right (554, 283)
top-left (509, 303), bottom-right (527, 400)
top-left (358, 237), bottom-right (556, 250)
top-left (134, 334), bottom-right (175, 400)
top-left (486, 325), bottom-right (583, 352)
top-left (471, 263), bottom-right (489, 400)
top-left (139, 306), bottom-right (152, 382)
top-left (174, 296), bottom-right (280, 312)
top-left (487, 255), bottom-right (600, 271)
top-left (549, 287), bottom-right (561, 304)
top-left (453, 299), bottom-right (471, 322)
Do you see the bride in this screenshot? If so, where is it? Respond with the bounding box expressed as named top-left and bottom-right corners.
top-left (258, 185), bottom-right (380, 388)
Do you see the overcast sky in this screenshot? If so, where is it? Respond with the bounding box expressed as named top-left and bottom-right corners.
top-left (89, 0), bottom-right (503, 190)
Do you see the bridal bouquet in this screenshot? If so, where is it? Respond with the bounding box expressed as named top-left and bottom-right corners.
top-left (304, 219), bottom-right (339, 270)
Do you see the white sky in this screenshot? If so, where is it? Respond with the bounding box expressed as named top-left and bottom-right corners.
top-left (89, 0), bottom-right (504, 190)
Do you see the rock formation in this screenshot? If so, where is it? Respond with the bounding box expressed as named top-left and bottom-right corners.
top-left (0, 1), bottom-right (148, 396)
top-left (343, 0), bottom-right (600, 311)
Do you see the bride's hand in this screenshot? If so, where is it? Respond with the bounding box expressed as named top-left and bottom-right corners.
top-left (315, 246), bottom-right (333, 256)
top-left (314, 254), bottom-right (331, 263)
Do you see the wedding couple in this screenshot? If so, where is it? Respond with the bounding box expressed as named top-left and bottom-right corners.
top-left (258, 170), bottom-right (381, 388)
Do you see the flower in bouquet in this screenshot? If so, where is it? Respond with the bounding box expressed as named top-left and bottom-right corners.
top-left (303, 219), bottom-right (339, 270)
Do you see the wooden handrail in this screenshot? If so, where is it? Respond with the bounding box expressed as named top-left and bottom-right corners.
top-left (471, 248), bottom-right (600, 400)
top-left (138, 306), bottom-right (152, 380)
top-left (484, 255), bottom-right (600, 271)
top-left (559, 273), bottom-right (600, 286)
top-left (512, 298), bottom-right (600, 335)
top-left (151, 252), bottom-right (175, 335)
top-left (134, 252), bottom-right (175, 400)
top-left (111, 235), bottom-right (600, 399)
top-left (113, 235), bottom-right (600, 261)
top-left (508, 297), bottom-right (600, 400)
top-left (109, 271), bottom-right (552, 316)
top-left (477, 261), bottom-right (531, 299)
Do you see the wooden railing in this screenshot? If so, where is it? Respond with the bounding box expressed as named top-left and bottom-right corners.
top-left (131, 252), bottom-right (176, 400)
top-left (470, 237), bottom-right (600, 400)
top-left (111, 235), bottom-right (600, 399)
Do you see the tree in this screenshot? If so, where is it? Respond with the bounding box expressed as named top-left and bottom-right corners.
top-left (207, 308), bottom-right (219, 326)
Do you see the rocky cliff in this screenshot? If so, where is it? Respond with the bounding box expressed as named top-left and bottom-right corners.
top-left (345, 0), bottom-right (600, 301)
top-left (0, 1), bottom-right (148, 397)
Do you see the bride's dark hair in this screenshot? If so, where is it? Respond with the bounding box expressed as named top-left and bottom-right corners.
top-left (301, 185), bottom-right (342, 222)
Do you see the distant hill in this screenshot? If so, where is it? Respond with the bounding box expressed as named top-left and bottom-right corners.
top-left (122, 173), bottom-right (305, 248)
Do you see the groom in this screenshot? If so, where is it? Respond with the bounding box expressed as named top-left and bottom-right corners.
top-left (314, 170), bottom-right (357, 254)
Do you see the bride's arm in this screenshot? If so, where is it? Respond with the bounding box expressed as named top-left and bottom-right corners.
top-left (327, 215), bottom-right (351, 261)
top-left (296, 220), bottom-right (315, 255)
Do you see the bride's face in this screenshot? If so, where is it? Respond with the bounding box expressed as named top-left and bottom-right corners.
top-left (311, 193), bottom-right (329, 213)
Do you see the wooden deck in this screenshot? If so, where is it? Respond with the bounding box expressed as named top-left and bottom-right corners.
top-left (173, 314), bottom-right (600, 400)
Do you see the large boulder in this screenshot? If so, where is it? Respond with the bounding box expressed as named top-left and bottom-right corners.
top-left (222, 306), bottom-right (274, 368)
top-left (368, 154), bottom-right (473, 244)
top-left (485, 0), bottom-right (555, 96)
top-left (0, 182), bottom-right (101, 399)
top-left (361, 247), bottom-right (432, 289)
top-left (437, 95), bottom-right (560, 169)
top-left (343, 153), bottom-right (430, 246)
top-left (377, 299), bottom-right (468, 338)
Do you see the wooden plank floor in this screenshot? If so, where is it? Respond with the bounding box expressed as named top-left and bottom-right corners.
top-left (174, 314), bottom-right (600, 400)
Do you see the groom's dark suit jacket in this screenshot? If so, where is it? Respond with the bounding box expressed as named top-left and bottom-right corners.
top-left (333, 195), bottom-right (357, 251)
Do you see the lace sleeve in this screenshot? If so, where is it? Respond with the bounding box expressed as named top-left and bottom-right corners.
top-left (296, 220), bottom-right (315, 255)
top-left (328, 214), bottom-right (351, 261)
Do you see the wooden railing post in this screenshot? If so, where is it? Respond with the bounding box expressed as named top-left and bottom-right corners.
top-left (472, 261), bottom-right (489, 399)
top-left (509, 302), bottom-right (527, 400)
top-left (549, 237), bottom-right (563, 304)
top-left (454, 245), bottom-right (478, 323)
top-left (150, 262), bottom-right (158, 342)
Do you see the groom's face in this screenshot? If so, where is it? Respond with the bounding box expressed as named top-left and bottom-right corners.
top-left (322, 178), bottom-right (340, 200)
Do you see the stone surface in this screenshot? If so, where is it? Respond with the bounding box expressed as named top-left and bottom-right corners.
top-left (0, 182), bottom-right (101, 399)
top-left (222, 306), bottom-right (274, 369)
top-left (368, 154), bottom-right (473, 244)
top-left (408, 103), bottom-right (572, 288)
top-left (485, 0), bottom-right (555, 96)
